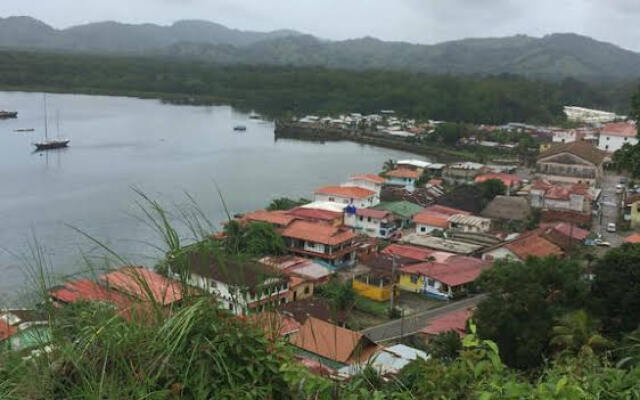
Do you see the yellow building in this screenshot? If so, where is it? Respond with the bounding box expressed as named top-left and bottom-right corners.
top-left (353, 274), bottom-right (395, 302)
top-left (626, 195), bottom-right (640, 229)
top-left (289, 276), bottom-right (314, 302)
top-left (539, 143), bottom-right (553, 153)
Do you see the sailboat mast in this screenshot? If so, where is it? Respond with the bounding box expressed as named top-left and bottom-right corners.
top-left (43, 94), bottom-right (49, 141)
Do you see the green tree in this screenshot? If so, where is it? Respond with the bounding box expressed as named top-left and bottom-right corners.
top-left (382, 159), bottom-right (396, 172)
top-left (476, 179), bottom-right (507, 202)
top-left (550, 310), bottom-right (612, 358)
top-left (266, 197), bottom-right (310, 211)
top-left (223, 221), bottom-right (285, 257)
top-left (591, 243), bottom-right (640, 337)
top-left (631, 85), bottom-right (640, 123)
top-left (427, 331), bottom-right (463, 361)
top-left (474, 257), bottom-right (589, 369)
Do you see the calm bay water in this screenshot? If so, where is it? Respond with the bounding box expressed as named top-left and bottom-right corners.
top-left (0, 91), bottom-right (419, 301)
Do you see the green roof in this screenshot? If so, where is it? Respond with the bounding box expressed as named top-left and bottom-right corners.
top-left (373, 201), bottom-right (424, 219)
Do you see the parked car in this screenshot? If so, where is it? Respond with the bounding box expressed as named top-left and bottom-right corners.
top-left (607, 222), bottom-right (617, 233)
top-left (594, 238), bottom-right (611, 247)
top-left (615, 184), bottom-right (624, 194)
top-left (620, 177), bottom-right (628, 185)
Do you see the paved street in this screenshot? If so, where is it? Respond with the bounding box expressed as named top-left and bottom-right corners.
top-left (361, 294), bottom-right (487, 342)
top-left (594, 173), bottom-right (624, 246)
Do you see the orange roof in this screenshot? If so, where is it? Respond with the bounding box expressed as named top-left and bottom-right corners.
top-left (624, 233), bottom-right (640, 244)
top-left (289, 275), bottom-right (307, 288)
top-left (100, 267), bottom-right (183, 306)
top-left (350, 173), bottom-right (386, 183)
top-left (287, 207), bottom-right (342, 222)
top-left (246, 312), bottom-right (301, 339)
top-left (290, 317), bottom-right (379, 364)
top-left (282, 220), bottom-right (356, 246)
top-left (241, 210), bottom-right (298, 227)
top-left (0, 320), bottom-right (17, 341)
top-left (400, 256), bottom-right (490, 286)
top-left (412, 211), bottom-right (451, 228)
top-left (505, 231), bottom-right (564, 260)
top-left (382, 244), bottom-right (454, 262)
top-left (475, 173), bottom-right (522, 187)
top-left (315, 186), bottom-right (376, 199)
top-left (385, 168), bottom-right (421, 179)
top-left (426, 205), bottom-right (471, 216)
top-left (602, 122), bottom-right (637, 138)
top-left (421, 308), bottom-right (471, 336)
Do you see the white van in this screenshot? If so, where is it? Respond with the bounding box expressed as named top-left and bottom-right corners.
top-left (606, 223), bottom-right (617, 233)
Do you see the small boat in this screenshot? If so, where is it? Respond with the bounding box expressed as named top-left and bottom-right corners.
top-left (0, 111), bottom-right (18, 119)
top-left (14, 128), bottom-right (35, 132)
top-left (248, 112), bottom-right (262, 120)
top-left (233, 125), bottom-right (247, 131)
top-left (33, 96), bottom-right (70, 151)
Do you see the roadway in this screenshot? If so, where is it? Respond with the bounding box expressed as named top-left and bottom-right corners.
top-left (361, 294), bottom-right (487, 342)
top-left (594, 173), bottom-right (624, 247)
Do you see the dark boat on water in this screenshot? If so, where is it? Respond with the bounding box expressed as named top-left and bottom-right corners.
top-left (233, 125), bottom-right (247, 131)
top-left (0, 111), bottom-right (18, 119)
top-left (33, 96), bottom-right (70, 151)
top-left (14, 128), bottom-right (35, 132)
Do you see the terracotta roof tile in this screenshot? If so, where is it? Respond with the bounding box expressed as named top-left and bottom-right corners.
top-left (282, 220), bottom-right (356, 246)
top-left (421, 308), bottom-right (471, 336)
top-left (537, 140), bottom-right (606, 165)
top-left (624, 233), bottom-right (640, 244)
top-left (0, 320), bottom-right (17, 341)
top-left (382, 244), bottom-right (455, 262)
top-left (602, 122), bottom-right (637, 138)
top-left (287, 207), bottom-right (342, 222)
top-left (400, 256), bottom-right (490, 286)
top-left (241, 210), bottom-right (298, 227)
top-left (504, 231), bottom-right (564, 259)
top-left (385, 168), bottom-right (421, 179)
top-left (355, 208), bottom-right (390, 219)
top-left (100, 267), bottom-right (183, 306)
top-left (50, 279), bottom-right (133, 309)
top-left (350, 174), bottom-right (386, 183)
top-left (315, 186), bottom-right (375, 199)
top-left (475, 173), bottom-right (523, 187)
top-left (412, 211), bottom-right (451, 228)
top-left (290, 317), bottom-right (379, 364)
top-left (426, 205), bottom-right (471, 216)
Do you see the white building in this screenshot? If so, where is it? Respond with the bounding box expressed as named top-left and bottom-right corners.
top-left (598, 122), bottom-right (638, 153)
top-left (172, 260), bottom-right (289, 315)
top-left (552, 130), bottom-right (584, 144)
top-left (396, 159), bottom-right (431, 170)
top-left (564, 106), bottom-right (618, 124)
top-left (343, 207), bottom-right (398, 239)
top-left (314, 185), bottom-right (379, 208)
top-left (448, 214), bottom-right (492, 233)
top-left (343, 174), bottom-right (386, 195)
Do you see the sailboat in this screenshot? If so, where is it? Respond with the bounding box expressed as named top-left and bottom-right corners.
top-left (33, 95), bottom-right (69, 151)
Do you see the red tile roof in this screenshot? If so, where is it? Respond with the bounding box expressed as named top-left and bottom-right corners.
top-left (0, 320), bottom-right (17, 341)
top-left (350, 174), bottom-right (386, 183)
top-left (426, 205), bottom-right (471, 217)
top-left (504, 231), bottom-right (564, 260)
top-left (246, 312), bottom-right (301, 339)
top-left (287, 207), bottom-right (342, 222)
top-left (315, 186), bottom-right (375, 199)
top-left (355, 208), bottom-right (391, 219)
top-left (241, 210), bottom-right (299, 227)
top-left (282, 220), bottom-right (356, 246)
top-left (382, 244), bottom-right (454, 262)
top-left (413, 212), bottom-right (449, 228)
top-left (546, 222), bottom-right (589, 241)
top-left (289, 275), bottom-right (307, 288)
top-left (475, 173), bottom-right (523, 188)
top-left (624, 233), bottom-right (640, 244)
top-left (100, 267), bottom-right (183, 306)
top-left (50, 279), bottom-right (133, 309)
top-left (421, 308), bottom-right (471, 336)
top-left (291, 317), bottom-right (379, 364)
top-left (602, 122), bottom-right (637, 138)
top-left (400, 256), bottom-right (490, 287)
top-left (385, 168), bottom-right (421, 179)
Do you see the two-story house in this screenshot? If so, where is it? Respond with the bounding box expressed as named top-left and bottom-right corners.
top-left (536, 141), bottom-right (605, 186)
top-left (343, 174), bottom-right (386, 195)
top-left (343, 207), bottom-right (398, 239)
top-left (598, 122), bottom-right (637, 153)
top-left (281, 220), bottom-right (358, 268)
top-left (314, 186), bottom-right (379, 208)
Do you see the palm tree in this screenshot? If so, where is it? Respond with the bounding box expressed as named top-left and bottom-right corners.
top-left (616, 328), bottom-right (640, 368)
top-left (550, 310), bottom-right (612, 357)
top-left (382, 159), bottom-right (396, 172)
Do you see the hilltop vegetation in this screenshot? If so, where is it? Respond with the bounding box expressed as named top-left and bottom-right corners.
top-left (0, 49), bottom-right (633, 124)
top-left (2, 16), bottom-right (640, 80)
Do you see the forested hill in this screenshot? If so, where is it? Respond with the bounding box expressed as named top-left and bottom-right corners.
top-left (2, 16), bottom-right (640, 80)
top-left (0, 49), bottom-right (633, 124)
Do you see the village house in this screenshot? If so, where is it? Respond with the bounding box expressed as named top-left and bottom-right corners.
top-left (398, 256), bottom-right (490, 300)
top-left (286, 207), bottom-right (343, 226)
top-left (419, 308), bottom-right (471, 338)
top-left (535, 141), bottom-right (606, 186)
top-left (382, 243), bottom-right (455, 263)
top-left (400, 233), bottom-right (484, 256)
top-left (443, 162), bottom-right (485, 184)
top-left (552, 129), bottom-right (585, 144)
top-left (0, 309), bottom-right (49, 351)
top-left (171, 256), bottom-right (289, 315)
top-left (314, 185), bottom-right (379, 207)
top-left (343, 173), bottom-right (386, 195)
top-left (281, 220), bottom-right (358, 268)
top-left (352, 253), bottom-right (415, 301)
top-left (482, 230), bottom-right (564, 262)
top-left (101, 267), bottom-right (184, 307)
top-left (240, 209), bottom-right (299, 230)
top-left (396, 159), bottom-right (430, 171)
top-left (373, 200), bottom-right (424, 229)
top-left (343, 207), bottom-right (398, 239)
top-left (448, 214), bottom-right (492, 233)
top-left (413, 205), bottom-right (471, 234)
top-left (245, 312), bottom-right (301, 340)
top-left (338, 344), bottom-right (428, 377)
top-left (598, 122), bottom-right (638, 153)
top-left (290, 317), bottom-right (380, 369)
top-left (624, 233), bottom-right (640, 244)
top-left (623, 194), bottom-right (640, 229)
top-left (278, 298), bottom-right (346, 326)
top-left (540, 222), bottom-right (590, 250)
top-left (260, 255), bottom-right (332, 285)
top-left (384, 168), bottom-right (422, 190)
top-left (529, 179), bottom-right (594, 218)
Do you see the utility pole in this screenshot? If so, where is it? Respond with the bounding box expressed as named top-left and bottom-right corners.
top-left (389, 254), bottom-right (396, 313)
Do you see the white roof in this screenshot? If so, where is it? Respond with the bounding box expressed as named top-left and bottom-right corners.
top-left (300, 201), bottom-right (347, 213)
top-left (291, 263), bottom-right (332, 280)
top-left (427, 163), bottom-right (446, 170)
top-left (397, 159), bottom-right (431, 169)
top-left (338, 344), bottom-right (428, 376)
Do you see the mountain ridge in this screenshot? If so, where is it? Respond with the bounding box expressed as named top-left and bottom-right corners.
top-left (1, 16), bottom-right (639, 80)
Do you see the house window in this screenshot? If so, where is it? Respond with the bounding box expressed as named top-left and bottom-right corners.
top-left (605, 145), bottom-right (609, 150)
top-left (328, 197), bottom-right (335, 202)
top-left (367, 217), bottom-right (372, 222)
top-left (280, 298), bottom-right (286, 305)
top-left (359, 216), bottom-right (364, 221)
top-left (228, 303), bottom-right (233, 311)
top-left (304, 286), bottom-right (310, 294)
top-left (606, 136), bottom-right (610, 140)
top-left (420, 226), bottom-right (426, 232)
top-left (410, 275), bottom-right (419, 284)
top-left (427, 278), bottom-right (435, 287)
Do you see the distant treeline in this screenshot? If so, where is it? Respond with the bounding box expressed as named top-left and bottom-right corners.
top-left (0, 50), bottom-right (634, 124)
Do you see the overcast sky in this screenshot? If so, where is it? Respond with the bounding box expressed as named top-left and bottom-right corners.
top-left (2, 0), bottom-right (639, 51)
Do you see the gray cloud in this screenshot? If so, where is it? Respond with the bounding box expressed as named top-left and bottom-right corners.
top-left (1, 0), bottom-right (639, 50)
